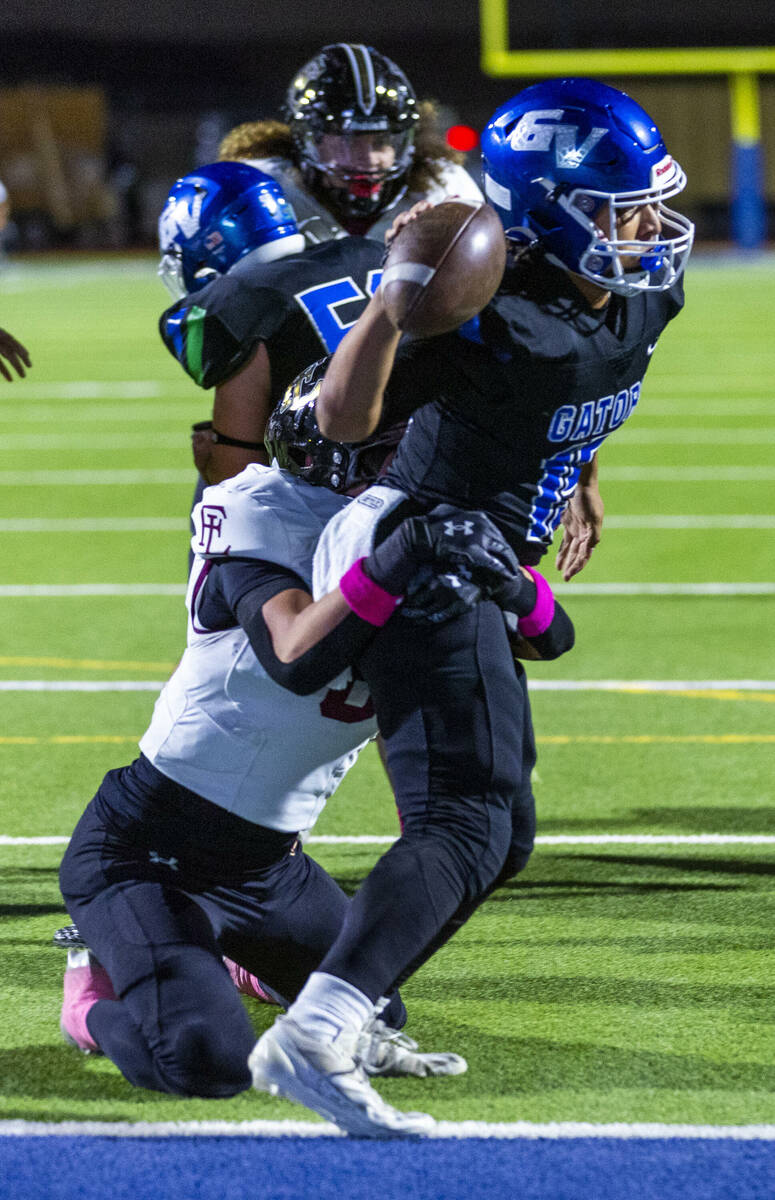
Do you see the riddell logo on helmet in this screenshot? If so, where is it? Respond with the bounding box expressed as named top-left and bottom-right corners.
top-left (507, 110), bottom-right (608, 168)
top-left (655, 157), bottom-right (673, 176)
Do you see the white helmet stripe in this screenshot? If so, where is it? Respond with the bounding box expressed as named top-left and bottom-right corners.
top-left (338, 43), bottom-right (377, 116)
top-left (484, 172), bottom-right (513, 211)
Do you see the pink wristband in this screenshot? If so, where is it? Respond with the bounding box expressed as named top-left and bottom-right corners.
top-left (518, 567), bottom-right (555, 637)
top-left (339, 558), bottom-right (402, 626)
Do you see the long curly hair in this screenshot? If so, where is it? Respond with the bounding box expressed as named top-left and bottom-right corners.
top-left (217, 102), bottom-right (466, 193)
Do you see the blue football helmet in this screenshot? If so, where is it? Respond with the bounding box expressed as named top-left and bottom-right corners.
top-left (158, 161), bottom-right (305, 298)
top-left (481, 78), bottom-right (694, 296)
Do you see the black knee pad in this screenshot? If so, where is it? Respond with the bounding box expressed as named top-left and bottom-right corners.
top-left (153, 1015), bottom-right (252, 1098)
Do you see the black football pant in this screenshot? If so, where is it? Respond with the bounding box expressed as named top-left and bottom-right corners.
top-left (59, 757), bottom-right (406, 1097)
top-left (317, 600), bottom-right (536, 1001)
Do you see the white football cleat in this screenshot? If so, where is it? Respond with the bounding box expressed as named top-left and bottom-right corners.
top-left (249, 1016), bottom-right (436, 1138)
top-left (357, 1018), bottom-right (467, 1078)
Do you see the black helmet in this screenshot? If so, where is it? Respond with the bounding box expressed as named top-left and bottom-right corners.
top-left (285, 43), bottom-right (419, 224)
top-left (266, 358), bottom-right (405, 494)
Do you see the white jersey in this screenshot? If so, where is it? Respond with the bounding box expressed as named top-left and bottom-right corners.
top-left (243, 155), bottom-right (484, 246)
top-left (312, 484), bottom-right (408, 601)
top-left (140, 465), bottom-right (377, 832)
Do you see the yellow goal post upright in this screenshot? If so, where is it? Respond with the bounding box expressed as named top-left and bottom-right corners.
top-left (479, 0), bottom-right (775, 249)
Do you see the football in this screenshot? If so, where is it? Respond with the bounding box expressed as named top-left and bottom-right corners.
top-left (380, 200), bottom-right (506, 337)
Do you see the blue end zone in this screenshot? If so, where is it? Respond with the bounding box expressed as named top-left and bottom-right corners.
top-left (3, 1136), bottom-right (774, 1200)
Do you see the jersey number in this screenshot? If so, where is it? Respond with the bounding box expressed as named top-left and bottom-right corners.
top-left (295, 271), bottom-right (382, 353)
top-left (319, 676), bottom-right (375, 724)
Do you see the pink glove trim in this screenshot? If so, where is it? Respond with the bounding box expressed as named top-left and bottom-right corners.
top-left (518, 567), bottom-right (555, 637)
top-left (339, 558), bottom-right (402, 626)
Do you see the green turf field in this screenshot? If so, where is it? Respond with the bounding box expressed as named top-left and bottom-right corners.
top-left (0, 255), bottom-right (773, 1128)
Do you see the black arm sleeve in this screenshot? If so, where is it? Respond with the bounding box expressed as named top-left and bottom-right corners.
top-left (521, 599), bottom-right (575, 660)
top-left (205, 557), bottom-right (380, 696)
top-left (235, 588), bottom-right (379, 696)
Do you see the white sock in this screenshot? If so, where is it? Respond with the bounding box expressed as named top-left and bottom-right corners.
top-left (288, 972), bottom-right (374, 1044)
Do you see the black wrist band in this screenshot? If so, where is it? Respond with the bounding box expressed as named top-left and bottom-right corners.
top-left (191, 420), bottom-right (265, 452)
top-left (212, 427), bottom-right (266, 450)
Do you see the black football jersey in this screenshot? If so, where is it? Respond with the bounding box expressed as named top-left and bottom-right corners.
top-left (159, 237), bottom-right (384, 401)
top-left (381, 259), bottom-right (685, 562)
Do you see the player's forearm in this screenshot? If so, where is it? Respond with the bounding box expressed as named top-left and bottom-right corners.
top-left (196, 346), bottom-right (273, 482)
top-left (577, 453), bottom-right (599, 489)
top-left (204, 443), bottom-right (269, 484)
top-left (316, 291), bottom-right (401, 442)
top-left (238, 587), bottom-right (378, 696)
top-left (263, 589), bottom-right (357, 663)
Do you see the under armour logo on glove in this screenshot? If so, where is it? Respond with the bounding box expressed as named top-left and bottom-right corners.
top-left (442, 520), bottom-right (476, 538)
top-left (149, 850), bottom-right (180, 871)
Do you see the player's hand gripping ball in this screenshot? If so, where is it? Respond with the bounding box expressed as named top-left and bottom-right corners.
top-left (381, 201), bottom-right (506, 337)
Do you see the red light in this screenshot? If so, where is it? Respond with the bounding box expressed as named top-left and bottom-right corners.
top-left (446, 124), bottom-right (479, 153)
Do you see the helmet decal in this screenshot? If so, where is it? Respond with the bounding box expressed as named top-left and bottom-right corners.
top-left (507, 110), bottom-right (609, 168)
top-left (160, 189), bottom-right (206, 242)
top-left (339, 43), bottom-right (378, 117)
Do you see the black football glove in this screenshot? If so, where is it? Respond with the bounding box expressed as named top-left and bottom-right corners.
top-left (363, 504), bottom-right (525, 595)
top-left (401, 567), bottom-right (484, 624)
top-left (362, 504), bottom-right (536, 625)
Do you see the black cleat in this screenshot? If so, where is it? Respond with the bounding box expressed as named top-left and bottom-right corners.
top-left (53, 923), bottom-right (87, 950)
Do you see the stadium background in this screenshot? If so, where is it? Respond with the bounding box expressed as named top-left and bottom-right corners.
top-left (0, 0), bottom-right (774, 248)
top-left (0, 3), bottom-right (773, 1198)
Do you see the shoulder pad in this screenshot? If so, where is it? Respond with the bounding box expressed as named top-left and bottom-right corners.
top-left (159, 272), bottom-right (290, 389)
top-left (429, 162), bottom-right (485, 204)
top-left (244, 156), bottom-right (346, 244)
top-left (190, 464), bottom-right (348, 583)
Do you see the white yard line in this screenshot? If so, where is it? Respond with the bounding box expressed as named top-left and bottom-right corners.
top-left (0, 678), bottom-right (773, 693)
top-left (2, 467), bottom-right (774, 485)
top-left (602, 515), bottom-right (775, 529)
top-left (643, 399), bottom-right (775, 416)
top-left (2, 582), bottom-right (773, 598)
top-left (3, 381), bottom-right (164, 400)
top-left (0, 1118), bottom-right (773, 1139)
top-left (1, 516), bottom-right (772, 533)
top-left (0, 469), bottom-right (193, 485)
top-left (553, 583), bottom-right (775, 595)
top-left (0, 681), bottom-right (165, 691)
top-left (527, 680), bottom-right (775, 691)
top-left (594, 467), bottom-right (775, 481)
top-left (0, 404), bottom-right (195, 424)
top-left (617, 428), bottom-right (775, 444)
top-left (0, 434), bottom-right (187, 451)
top-left (0, 584), bottom-right (185, 596)
top-left (0, 518), bottom-right (187, 532)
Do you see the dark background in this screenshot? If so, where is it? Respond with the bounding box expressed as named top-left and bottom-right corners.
top-left (1, 1), bottom-right (773, 246)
